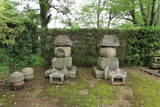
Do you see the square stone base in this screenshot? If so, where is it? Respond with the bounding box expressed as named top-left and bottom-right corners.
top-left (93, 66), bottom-right (104, 79)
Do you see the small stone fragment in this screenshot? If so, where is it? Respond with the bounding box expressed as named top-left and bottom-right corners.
top-left (22, 67), bottom-right (34, 81)
top-left (9, 72), bottom-right (24, 90)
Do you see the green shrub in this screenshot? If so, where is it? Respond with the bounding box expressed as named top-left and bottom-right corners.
top-left (30, 54), bottom-right (45, 66)
top-left (0, 65), bottom-right (10, 79)
top-left (126, 27), bottom-right (160, 66)
top-left (38, 28), bottom-right (160, 66)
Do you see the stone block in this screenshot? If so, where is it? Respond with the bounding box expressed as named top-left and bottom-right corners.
top-left (99, 47), bottom-right (117, 58)
top-left (67, 66), bottom-right (77, 78)
top-left (22, 67), bottom-right (34, 81)
top-left (52, 57), bottom-right (72, 69)
top-left (100, 35), bottom-right (119, 47)
top-left (54, 35), bottom-right (72, 46)
top-left (93, 66), bottom-right (104, 79)
top-left (9, 72), bottom-right (24, 90)
top-left (55, 47), bottom-right (71, 57)
top-left (97, 57), bottom-right (119, 70)
top-left (150, 63), bottom-right (160, 69)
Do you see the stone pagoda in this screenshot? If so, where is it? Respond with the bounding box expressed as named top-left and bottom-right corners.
top-left (45, 35), bottom-right (77, 84)
top-left (150, 50), bottom-right (160, 69)
top-left (93, 35), bottom-right (127, 85)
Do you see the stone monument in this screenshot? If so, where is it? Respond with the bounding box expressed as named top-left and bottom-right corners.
top-left (45, 35), bottom-right (77, 84)
top-left (93, 35), bottom-right (127, 85)
top-left (150, 50), bottom-right (160, 69)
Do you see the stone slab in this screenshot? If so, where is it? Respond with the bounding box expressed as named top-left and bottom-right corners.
top-left (97, 57), bottom-right (119, 70)
top-left (100, 35), bottom-right (119, 47)
top-left (52, 57), bottom-right (72, 69)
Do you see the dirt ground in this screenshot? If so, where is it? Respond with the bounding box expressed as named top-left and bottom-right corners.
top-left (0, 67), bottom-right (160, 107)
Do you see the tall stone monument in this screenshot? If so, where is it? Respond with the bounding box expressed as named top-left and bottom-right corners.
top-left (93, 35), bottom-right (127, 85)
top-left (45, 35), bottom-right (77, 84)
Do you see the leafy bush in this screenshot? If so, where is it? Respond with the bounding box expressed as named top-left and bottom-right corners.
top-left (126, 27), bottom-right (160, 66)
top-left (30, 54), bottom-right (45, 66)
top-left (0, 0), bottom-right (38, 72)
top-left (38, 28), bottom-right (160, 66)
top-left (0, 65), bottom-right (10, 79)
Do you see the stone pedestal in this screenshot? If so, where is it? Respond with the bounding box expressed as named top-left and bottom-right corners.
top-left (45, 35), bottom-right (77, 85)
top-left (97, 57), bottom-right (119, 70)
top-left (52, 57), bottom-right (72, 70)
top-left (150, 50), bottom-right (160, 69)
top-left (93, 35), bottom-right (127, 85)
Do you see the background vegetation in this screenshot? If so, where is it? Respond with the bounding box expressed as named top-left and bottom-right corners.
top-left (38, 28), bottom-right (160, 66)
top-left (0, 0), bottom-right (160, 79)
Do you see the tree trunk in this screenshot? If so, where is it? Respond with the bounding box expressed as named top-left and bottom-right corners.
top-left (97, 0), bottom-right (101, 28)
top-left (39, 0), bottom-right (52, 28)
top-left (107, 11), bottom-right (113, 28)
top-left (130, 0), bottom-right (137, 25)
top-left (139, 0), bottom-right (148, 26)
top-left (149, 0), bottom-right (156, 26)
top-left (154, 4), bottom-right (160, 25)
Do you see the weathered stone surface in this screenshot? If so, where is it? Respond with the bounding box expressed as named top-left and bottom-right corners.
top-left (104, 65), bottom-right (112, 80)
top-left (45, 67), bottom-right (58, 78)
top-left (52, 57), bottom-right (72, 69)
top-left (93, 66), bottom-right (104, 79)
top-left (22, 67), bottom-right (34, 81)
top-left (108, 68), bottom-right (127, 85)
top-left (97, 57), bottom-right (119, 70)
top-left (54, 35), bottom-right (72, 46)
top-left (49, 72), bottom-right (64, 85)
top-left (150, 63), bottom-right (160, 69)
top-left (67, 66), bottom-right (77, 78)
top-left (100, 35), bottom-right (119, 47)
top-left (99, 47), bottom-right (117, 58)
top-left (55, 47), bottom-right (71, 57)
top-left (9, 72), bottom-right (24, 89)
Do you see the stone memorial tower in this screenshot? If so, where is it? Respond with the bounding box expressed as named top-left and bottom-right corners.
top-left (45, 35), bottom-right (77, 84)
top-left (94, 35), bottom-right (127, 85)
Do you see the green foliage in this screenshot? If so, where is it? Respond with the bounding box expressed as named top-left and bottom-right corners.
top-left (30, 54), bottom-right (45, 66)
top-left (0, 65), bottom-right (10, 79)
top-left (111, 0), bottom-right (160, 27)
top-left (38, 28), bottom-right (160, 66)
top-left (0, 0), bottom-right (39, 75)
top-left (126, 27), bottom-right (160, 66)
top-left (0, 0), bottom-right (25, 45)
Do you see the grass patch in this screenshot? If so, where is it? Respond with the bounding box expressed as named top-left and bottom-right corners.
top-left (127, 71), bottom-right (160, 107)
top-left (38, 67), bottom-right (117, 107)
